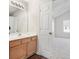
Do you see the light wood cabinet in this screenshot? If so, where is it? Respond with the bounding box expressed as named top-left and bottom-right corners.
top-left (27, 36), bottom-right (37, 57)
top-left (9, 36), bottom-right (37, 59)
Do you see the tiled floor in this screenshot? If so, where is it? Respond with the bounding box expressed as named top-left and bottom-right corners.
top-left (27, 54), bottom-right (47, 59)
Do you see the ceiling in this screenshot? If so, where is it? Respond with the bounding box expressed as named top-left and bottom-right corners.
top-left (52, 0), bottom-right (70, 17)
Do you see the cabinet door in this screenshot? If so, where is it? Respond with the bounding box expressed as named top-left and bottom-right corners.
top-left (27, 36), bottom-right (37, 56)
top-left (10, 46), bottom-right (20, 59)
top-left (19, 44), bottom-right (27, 59)
top-left (10, 44), bottom-right (27, 59)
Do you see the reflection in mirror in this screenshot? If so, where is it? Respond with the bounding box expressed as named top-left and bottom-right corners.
top-left (9, 0), bottom-right (28, 34)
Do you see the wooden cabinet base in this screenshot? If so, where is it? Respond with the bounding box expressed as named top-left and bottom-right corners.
top-left (9, 36), bottom-right (37, 59)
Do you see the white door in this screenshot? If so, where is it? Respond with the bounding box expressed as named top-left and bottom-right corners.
top-left (38, 0), bottom-right (54, 58)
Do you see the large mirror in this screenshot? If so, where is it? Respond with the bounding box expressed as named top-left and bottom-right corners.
top-left (9, 0), bottom-right (28, 34)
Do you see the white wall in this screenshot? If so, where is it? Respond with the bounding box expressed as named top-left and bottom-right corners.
top-left (55, 11), bottom-right (70, 38)
top-left (28, 0), bottom-right (39, 33)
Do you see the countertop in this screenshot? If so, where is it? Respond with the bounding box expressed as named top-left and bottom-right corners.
top-left (9, 32), bottom-right (37, 41)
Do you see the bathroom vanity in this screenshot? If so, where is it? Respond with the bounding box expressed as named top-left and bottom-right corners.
top-left (9, 33), bottom-right (37, 59)
top-left (9, 0), bottom-right (38, 59)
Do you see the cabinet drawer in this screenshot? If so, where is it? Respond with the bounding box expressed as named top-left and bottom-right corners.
top-left (10, 40), bottom-right (21, 47)
top-left (21, 38), bottom-right (31, 44)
